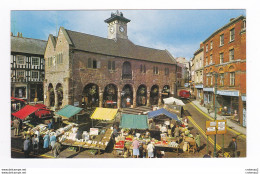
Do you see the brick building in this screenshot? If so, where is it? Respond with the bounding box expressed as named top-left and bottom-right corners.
top-left (202, 15), bottom-right (246, 126)
top-left (193, 43), bottom-right (204, 101)
top-left (11, 34), bottom-right (47, 103)
top-left (44, 11), bottom-right (177, 110)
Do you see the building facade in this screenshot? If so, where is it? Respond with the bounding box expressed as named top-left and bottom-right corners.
top-left (202, 15), bottom-right (246, 126)
top-left (11, 34), bottom-right (47, 103)
top-left (44, 11), bottom-right (177, 110)
top-left (176, 57), bottom-right (190, 87)
top-left (193, 44), bottom-right (204, 101)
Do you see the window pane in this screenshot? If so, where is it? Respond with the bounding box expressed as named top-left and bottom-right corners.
top-left (143, 65), bottom-right (146, 73)
top-left (88, 58), bottom-right (92, 68)
top-left (32, 57), bottom-right (40, 66)
top-left (93, 60), bottom-right (97, 69)
top-left (108, 61), bottom-right (111, 70)
top-left (112, 61), bottom-right (115, 70)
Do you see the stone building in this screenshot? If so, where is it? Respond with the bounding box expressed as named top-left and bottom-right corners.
top-left (202, 15), bottom-right (246, 126)
top-left (44, 11), bottom-right (177, 110)
top-left (11, 33), bottom-right (47, 102)
top-left (193, 43), bottom-right (204, 101)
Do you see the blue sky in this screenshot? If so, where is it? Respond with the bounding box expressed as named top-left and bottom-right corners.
top-left (11, 9), bottom-right (245, 59)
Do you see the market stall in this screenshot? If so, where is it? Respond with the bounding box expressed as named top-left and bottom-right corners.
top-left (163, 97), bottom-right (185, 106)
top-left (55, 105), bottom-right (83, 122)
top-left (12, 105), bottom-right (39, 120)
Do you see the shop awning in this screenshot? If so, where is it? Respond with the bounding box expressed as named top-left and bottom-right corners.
top-left (12, 105), bottom-right (39, 120)
top-left (11, 97), bottom-right (26, 103)
top-left (163, 97), bottom-right (185, 106)
top-left (148, 108), bottom-right (179, 121)
top-left (91, 108), bottom-right (118, 121)
top-left (34, 104), bottom-right (47, 109)
top-left (35, 108), bottom-right (51, 118)
top-left (120, 114), bottom-right (148, 129)
top-left (56, 105), bottom-right (83, 118)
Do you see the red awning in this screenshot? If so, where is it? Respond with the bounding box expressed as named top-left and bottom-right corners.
top-left (12, 105), bottom-right (39, 120)
top-left (34, 104), bottom-right (47, 109)
top-left (11, 97), bottom-right (26, 103)
top-left (35, 108), bottom-right (51, 118)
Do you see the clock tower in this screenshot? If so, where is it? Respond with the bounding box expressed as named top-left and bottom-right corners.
top-left (105, 10), bottom-right (131, 40)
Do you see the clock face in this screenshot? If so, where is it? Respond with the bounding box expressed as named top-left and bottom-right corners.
top-left (119, 26), bottom-right (124, 32)
top-left (110, 26), bottom-right (114, 33)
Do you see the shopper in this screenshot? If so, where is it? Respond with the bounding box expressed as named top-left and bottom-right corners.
top-left (174, 125), bottom-right (180, 143)
top-left (132, 138), bottom-right (140, 158)
top-left (53, 140), bottom-right (62, 158)
top-left (195, 133), bottom-right (201, 152)
top-left (147, 141), bottom-right (155, 158)
top-left (203, 151), bottom-right (212, 158)
top-left (32, 134), bottom-right (39, 155)
top-left (43, 132), bottom-right (50, 152)
top-left (23, 136), bottom-right (31, 158)
top-left (50, 132), bottom-right (57, 151)
top-left (13, 118), bottom-right (20, 136)
top-left (228, 137), bottom-right (238, 157)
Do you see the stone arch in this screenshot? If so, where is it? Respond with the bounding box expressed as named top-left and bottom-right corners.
top-left (103, 84), bottom-right (118, 108)
top-left (82, 83), bottom-right (99, 108)
top-left (121, 84), bottom-right (133, 108)
top-left (48, 83), bottom-right (55, 107)
top-left (56, 83), bottom-right (63, 107)
top-left (161, 85), bottom-right (170, 103)
top-left (150, 85), bottom-right (159, 105)
top-left (218, 67), bottom-right (224, 73)
top-left (136, 84), bottom-right (147, 106)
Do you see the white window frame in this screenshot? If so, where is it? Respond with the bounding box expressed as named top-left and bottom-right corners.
top-left (31, 71), bottom-right (39, 79)
top-left (220, 73), bottom-right (224, 86)
top-left (200, 71), bottom-right (203, 83)
top-left (229, 49), bottom-right (234, 61)
top-left (210, 75), bottom-right (213, 86)
top-left (230, 28), bottom-right (235, 42)
top-left (220, 34), bottom-right (224, 46)
top-left (210, 41), bottom-right (213, 50)
top-left (32, 57), bottom-right (40, 66)
top-left (206, 44), bottom-right (208, 52)
top-left (220, 53), bottom-right (224, 64)
top-left (17, 70), bottom-right (25, 79)
top-left (206, 75), bottom-right (209, 86)
top-left (16, 55), bottom-right (26, 65)
top-left (210, 55), bottom-right (213, 64)
top-left (230, 72), bottom-right (235, 86)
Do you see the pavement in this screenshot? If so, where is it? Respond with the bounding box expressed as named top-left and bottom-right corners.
top-left (191, 100), bottom-right (246, 136)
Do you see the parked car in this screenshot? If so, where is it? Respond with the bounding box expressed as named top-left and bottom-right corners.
top-left (179, 90), bottom-right (190, 99)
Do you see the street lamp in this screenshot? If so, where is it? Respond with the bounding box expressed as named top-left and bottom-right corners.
top-left (213, 72), bottom-right (218, 157)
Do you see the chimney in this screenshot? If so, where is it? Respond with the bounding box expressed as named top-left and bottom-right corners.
top-left (17, 32), bottom-right (20, 37)
top-left (20, 33), bottom-right (23, 37)
top-left (230, 18), bottom-right (235, 22)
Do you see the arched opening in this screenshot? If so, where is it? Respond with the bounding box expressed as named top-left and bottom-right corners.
top-left (56, 83), bottom-right (63, 107)
top-left (150, 85), bottom-right (159, 105)
top-left (137, 85), bottom-right (147, 106)
top-left (121, 84), bottom-right (133, 108)
top-left (82, 83), bottom-right (99, 108)
top-left (103, 84), bottom-right (118, 108)
top-left (122, 61), bottom-right (132, 79)
top-left (161, 85), bottom-right (170, 103)
top-left (48, 83), bottom-right (55, 107)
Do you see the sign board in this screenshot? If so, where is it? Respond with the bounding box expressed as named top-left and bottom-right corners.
top-left (206, 120), bottom-right (227, 135)
top-left (74, 101), bottom-right (79, 107)
top-left (206, 121), bottom-right (217, 135)
top-left (216, 120), bottom-right (227, 134)
top-left (90, 128), bottom-right (99, 135)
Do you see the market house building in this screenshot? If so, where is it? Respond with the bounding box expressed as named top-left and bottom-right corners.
top-left (193, 43), bottom-right (204, 101)
top-left (44, 11), bottom-right (177, 110)
top-left (202, 15), bottom-right (246, 126)
top-left (11, 34), bottom-right (47, 103)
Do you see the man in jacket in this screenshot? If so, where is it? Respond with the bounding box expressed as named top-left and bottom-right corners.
top-left (23, 136), bottom-right (31, 158)
top-left (13, 118), bottom-right (20, 136)
top-left (228, 137), bottom-right (238, 157)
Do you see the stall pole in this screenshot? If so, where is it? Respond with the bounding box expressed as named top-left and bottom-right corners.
top-left (213, 73), bottom-right (218, 158)
top-left (222, 134), bottom-right (224, 157)
top-left (207, 135), bottom-right (209, 154)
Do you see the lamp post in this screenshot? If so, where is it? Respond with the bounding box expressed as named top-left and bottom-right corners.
top-left (213, 72), bottom-right (218, 157)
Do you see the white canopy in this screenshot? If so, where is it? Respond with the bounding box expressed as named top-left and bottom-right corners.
top-left (163, 97), bottom-right (185, 106)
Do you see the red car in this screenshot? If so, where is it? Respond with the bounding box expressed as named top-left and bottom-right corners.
top-left (179, 90), bottom-right (190, 99)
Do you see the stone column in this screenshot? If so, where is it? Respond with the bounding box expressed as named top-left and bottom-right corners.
top-left (46, 90), bottom-right (50, 107)
top-left (133, 88), bottom-right (137, 108)
top-left (54, 89), bottom-right (59, 110)
top-left (158, 92), bottom-right (162, 106)
top-left (147, 91), bottom-right (150, 107)
top-left (117, 90), bottom-right (121, 109)
top-left (99, 92), bottom-right (103, 108)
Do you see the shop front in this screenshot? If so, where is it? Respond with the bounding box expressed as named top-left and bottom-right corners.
top-left (195, 84), bottom-right (203, 101)
top-left (216, 90), bottom-right (240, 121)
top-left (203, 87), bottom-right (214, 107)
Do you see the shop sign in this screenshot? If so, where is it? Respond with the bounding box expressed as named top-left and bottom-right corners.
top-left (90, 128), bottom-right (99, 135)
top-left (74, 101), bottom-right (79, 107)
top-left (203, 87), bottom-right (214, 92)
top-left (216, 90), bottom-right (239, 97)
top-left (195, 84), bottom-right (203, 89)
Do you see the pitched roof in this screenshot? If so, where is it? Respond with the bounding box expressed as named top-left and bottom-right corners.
top-left (64, 28), bottom-right (176, 64)
top-left (11, 36), bottom-right (47, 55)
